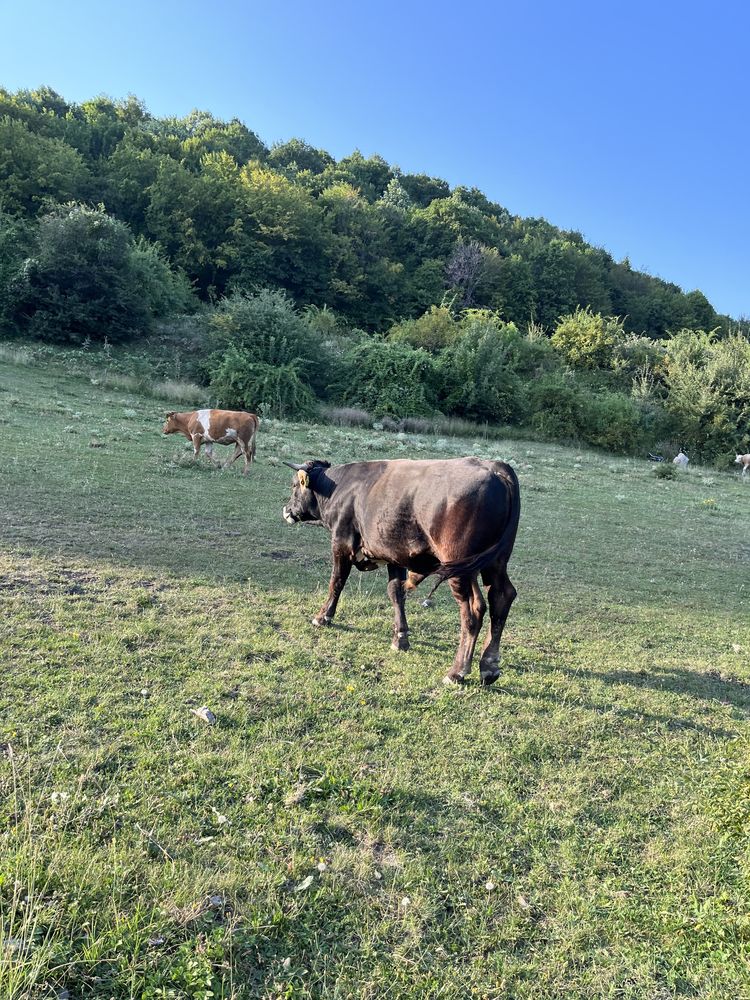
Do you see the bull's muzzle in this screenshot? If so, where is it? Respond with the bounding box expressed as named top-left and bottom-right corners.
top-left (282, 506), bottom-right (297, 525)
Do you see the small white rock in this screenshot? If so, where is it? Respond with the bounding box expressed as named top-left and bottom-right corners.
top-left (282, 957), bottom-right (291, 970)
top-left (294, 875), bottom-right (315, 892)
top-left (192, 706), bottom-right (217, 725)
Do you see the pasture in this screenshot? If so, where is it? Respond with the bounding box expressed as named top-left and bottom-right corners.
top-left (1, 356), bottom-right (749, 999)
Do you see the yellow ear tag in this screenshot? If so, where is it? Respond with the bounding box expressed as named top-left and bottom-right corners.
top-left (298, 470), bottom-right (310, 489)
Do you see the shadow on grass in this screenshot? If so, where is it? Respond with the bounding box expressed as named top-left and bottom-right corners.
top-left (500, 661), bottom-right (743, 740)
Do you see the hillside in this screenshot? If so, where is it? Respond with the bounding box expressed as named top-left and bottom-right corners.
top-left (0, 85), bottom-right (734, 336)
top-left (1, 353), bottom-right (749, 998)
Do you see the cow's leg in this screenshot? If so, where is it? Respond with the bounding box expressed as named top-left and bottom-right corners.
top-left (444, 575), bottom-right (485, 684)
top-left (312, 548), bottom-right (352, 627)
top-left (191, 433), bottom-right (202, 462)
top-left (387, 565), bottom-right (409, 651)
top-left (204, 443), bottom-right (220, 468)
top-left (478, 563), bottom-right (516, 685)
top-left (241, 439), bottom-right (252, 476)
top-left (223, 443), bottom-right (242, 470)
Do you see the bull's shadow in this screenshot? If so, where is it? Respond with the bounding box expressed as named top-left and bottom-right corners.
top-left (496, 659), bottom-right (746, 740)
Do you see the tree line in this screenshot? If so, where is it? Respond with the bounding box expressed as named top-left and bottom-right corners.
top-left (0, 86), bottom-right (748, 464)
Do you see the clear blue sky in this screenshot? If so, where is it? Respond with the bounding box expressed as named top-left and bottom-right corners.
top-left (2, 0), bottom-right (748, 318)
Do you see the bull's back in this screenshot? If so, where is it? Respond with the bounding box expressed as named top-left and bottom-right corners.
top-left (350, 458), bottom-right (517, 564)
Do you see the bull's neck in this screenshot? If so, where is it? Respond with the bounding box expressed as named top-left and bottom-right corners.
top-left (310, 469), bottom-right (341, 528)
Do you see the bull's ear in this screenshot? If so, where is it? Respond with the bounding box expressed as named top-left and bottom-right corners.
top-left (297, 469), bottom-right (310, 489)
top-left (165, 411), bottom-right (176, 418)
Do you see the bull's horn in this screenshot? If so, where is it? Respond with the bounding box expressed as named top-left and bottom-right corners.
top-left (282, 460), bottom-right (305, 471)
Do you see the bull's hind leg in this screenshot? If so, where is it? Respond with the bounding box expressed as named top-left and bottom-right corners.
top-left (478, 563), bottom-right (517, 685)
top-left (444, 575), bottom-right (486, 684)
top-left (387, 565), bottom-right (409, 651)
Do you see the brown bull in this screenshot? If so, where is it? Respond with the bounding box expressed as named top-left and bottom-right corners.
top-left (282, 457), bottom-right (520, 685)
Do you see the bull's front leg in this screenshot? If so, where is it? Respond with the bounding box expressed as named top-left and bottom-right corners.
top-left (312, 545), bottom-right (352, 627)
top-left (387, 564), bottom-right (410, 651)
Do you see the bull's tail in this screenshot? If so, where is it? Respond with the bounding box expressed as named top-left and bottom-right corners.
top-left (427, 467), bottom-right (520, 597)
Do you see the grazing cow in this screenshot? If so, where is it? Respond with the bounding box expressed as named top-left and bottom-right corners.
top-left (282, 457), bottom-right (520, 685)
top-left (735, 453), bottom-right (750, 476)
top-left (673, 449), bottom-right (689, 468)
top-left (162, 409), bottom-right (259, 475)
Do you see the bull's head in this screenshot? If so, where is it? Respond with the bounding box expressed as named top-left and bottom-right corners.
top-left (162, 411), bottom-right (180, 435)
top-left (282, 460), bottom-right (331, 524)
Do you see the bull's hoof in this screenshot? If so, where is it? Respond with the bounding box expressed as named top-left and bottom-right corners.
top-left (480, 668), bottom-right (502, 686)
top-left (311, 615), bottom-right (332, 627)
top-left (391, 632), bottom-right (410, 652)
top-left (443, 672), bottom-right (468, 686)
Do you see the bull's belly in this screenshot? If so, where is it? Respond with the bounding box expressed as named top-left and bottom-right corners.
top-left (357, 541), bottom-right (439, 574)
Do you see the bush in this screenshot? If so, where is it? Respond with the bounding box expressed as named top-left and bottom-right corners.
top-left (9, 204), bottom-right (191, 344)
top-left (654, 463), bottom-right (678, 479)
top-left (332, 339), bottom-right (437, 417)
top-left (663, 328), bottom-right (750, 464)
top-left (529, 371), bottom-right (647, 452)
top-left (438, 313), bottom-right (528, 424)
top-left (388, 305), bottom-right (459, 352)
top-left (210, 344), bottom-right (317, 419)
top-left (528, 371), bottom-right (585, 440)
top-left (584, 390), bottom-right (646, 452)
top-left (207, 288), bottom-right (334, 396)
top-left (551, 306), bottom-right (624, 369)
top-left (0, 210), bottom-right (32, 335)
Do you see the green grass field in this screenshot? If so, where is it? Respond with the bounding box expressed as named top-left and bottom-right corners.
top-left (1, 355), bottom-right (749, 999)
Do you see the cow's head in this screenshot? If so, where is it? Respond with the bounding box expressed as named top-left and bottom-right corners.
top-left (282, 460), bottom-right (331, 524)
top-left (736, 454), bottom-right (744, 464)
top-left (162, 411), bottom-right (180, 435)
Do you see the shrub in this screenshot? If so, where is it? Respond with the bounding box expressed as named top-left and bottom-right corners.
top-left (438, 313), bottom-right (528, 424)
top-left (663, 328), bottom-right (750, 464)
top-left (528, 371), bottom-right (585, 440)
top-left (654, 463), bottom-right (678, 479)
top-left (528, 371), bottom-right (646, 452)
top-left (388, 305), bottom-right (459, 352)
top-left (210, 344), bottom-right (317, 419)
top-left (207, 288), bottom-right (334, 396)
top-left (332, 339), bottom-right (437, 417)
top-left (9, 204), bottom-right (191, 344)
top-left (584, 390), bottom-right (646, 452)
top-left (551, 306), bottom-right (624, 369)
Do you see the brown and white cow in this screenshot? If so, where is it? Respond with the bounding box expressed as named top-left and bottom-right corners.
top-left (162, 409), bottom-right (259, 475)
top-left (735, 453), bottom-right (750, 476)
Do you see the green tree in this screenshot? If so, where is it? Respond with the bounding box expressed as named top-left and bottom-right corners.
top-left (10, 204), bottom-right (191, 343)
top-left (0, 117), bottom-right (91, 215)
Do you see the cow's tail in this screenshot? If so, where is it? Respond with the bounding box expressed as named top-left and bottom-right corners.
top-left (427, 467), bottom-right (520, 597)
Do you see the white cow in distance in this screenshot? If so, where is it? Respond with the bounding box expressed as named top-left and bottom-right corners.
top-left (673, 450), bottom-right (689, 469)
top-left (735, 452), bottom-right (750, 476)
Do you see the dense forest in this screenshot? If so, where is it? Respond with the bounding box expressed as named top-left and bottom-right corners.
top-left (1, 86), bottom-right (748, 463)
